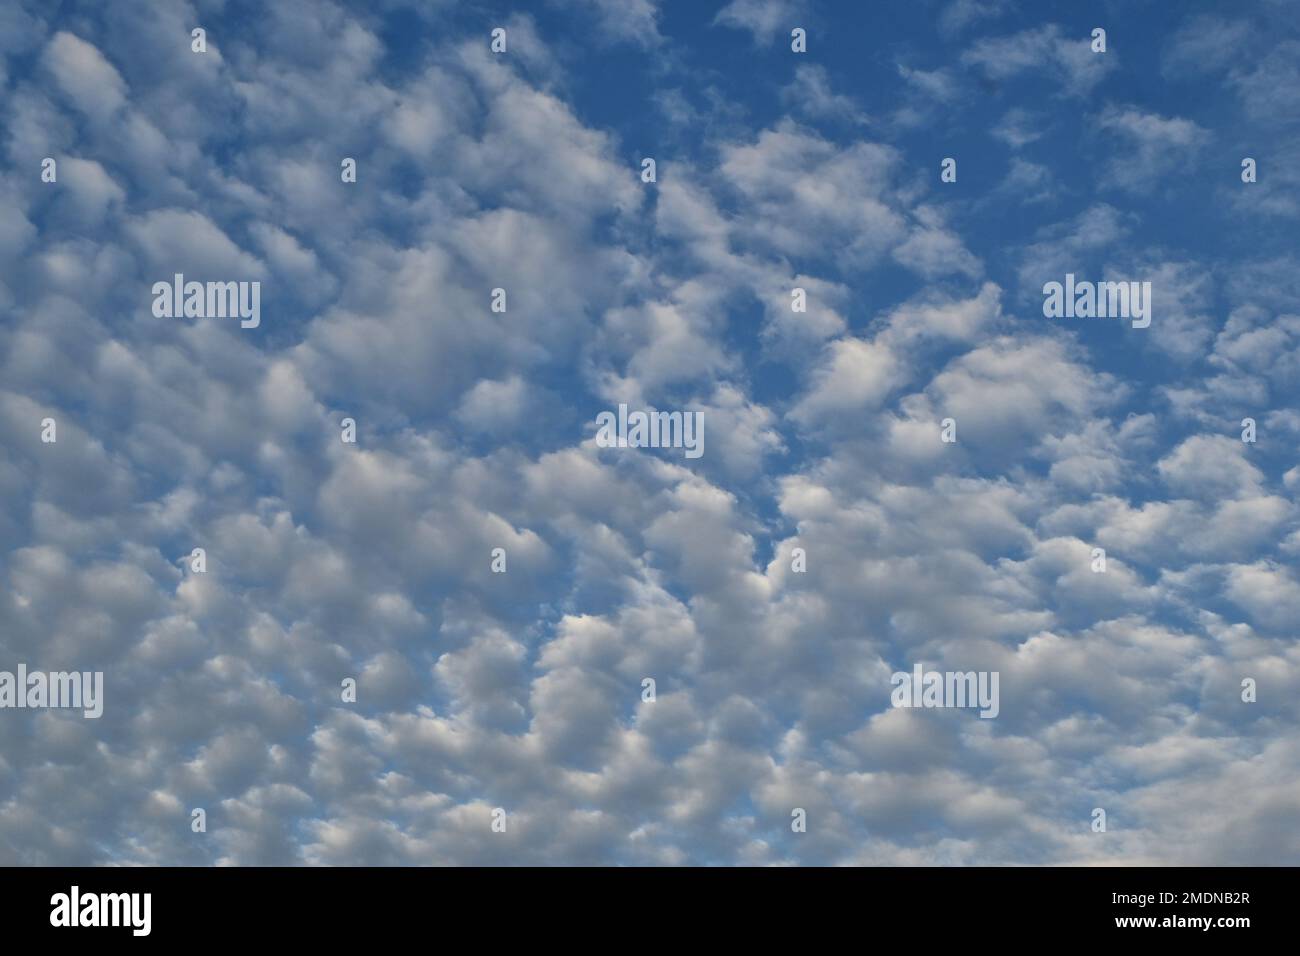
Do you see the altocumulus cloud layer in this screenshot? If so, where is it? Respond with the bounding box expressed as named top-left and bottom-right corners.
top-left (1, 0), bottom-right (1299, 865)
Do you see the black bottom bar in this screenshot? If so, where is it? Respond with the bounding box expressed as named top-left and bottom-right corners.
top-left (0, 865), bottom-right (1282, 942)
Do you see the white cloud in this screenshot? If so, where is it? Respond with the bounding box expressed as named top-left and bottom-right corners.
top-left (714, 0), bottom-right (805, 46)
top-left (41, 31), bottom-right (127, 116)
top-left (962, 24), bottom-right (1115, 96)
top-left (1, 0), bottom-right (1296, 870)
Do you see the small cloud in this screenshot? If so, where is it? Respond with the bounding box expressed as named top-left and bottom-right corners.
top-left (938, 0), bottom-right (1012, 38)
top-left (990, 107), bottom-right (1048, 149)
top-left (1162, 14), bottom-right (1253, 78)
top-left (714, 0), bottom-right (805, 46)
top-left (995, 157), bottom-right (1055, 204)
top-left (1094, 106), bottom-right (1209, 192)
top-left (781, 65), bottom-right (868, 125)
top-left (962, 24), bottom-right (1114, 97)
top-left (551, 0), bottom-right (662, 48)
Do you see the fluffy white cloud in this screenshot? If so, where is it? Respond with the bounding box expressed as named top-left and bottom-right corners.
top-left (0, 0), bottom-right (1295, 869)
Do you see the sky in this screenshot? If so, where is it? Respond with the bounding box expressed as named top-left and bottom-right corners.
top-left (0, 0), bottom-right (1298, 865)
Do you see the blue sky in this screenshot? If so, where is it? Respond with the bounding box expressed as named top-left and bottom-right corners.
top-left (1, 0), bottom-right (1298, 865)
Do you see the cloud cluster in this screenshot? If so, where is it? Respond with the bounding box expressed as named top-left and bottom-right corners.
top-left (1, 0), bottom-right (1297, 866)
